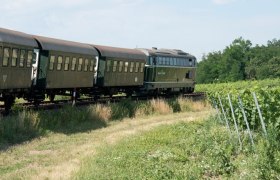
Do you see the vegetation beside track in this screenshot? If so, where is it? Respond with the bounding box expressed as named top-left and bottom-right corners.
top-left (0, 97), bottom-right (208, 150)
top-left (0, 98), bottom-right (210, 179)
top-left (76, 116), bottom-right (280, 179)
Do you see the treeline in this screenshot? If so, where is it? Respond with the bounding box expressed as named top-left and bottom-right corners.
top-left (196, 37), bottom-right (280, 84)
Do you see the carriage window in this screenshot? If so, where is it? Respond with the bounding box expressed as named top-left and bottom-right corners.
top-left (64, 56), bottom-right (70, 71)
top-left (12, 49), bottom-right (18, 67)
top-left (71, 58), bottom-right (77, 71)
top-left (140, 63), bottom-right (144, 73)
top-left (113, 60), bottom-right (117, 72)
top-left (90, 59), bottom-right (94, 72)
top-left (27, 51), bottom-right (32, 67)
top-left (135, 62), bottom-right (139, 73)
top-left (84, 59), bottom-right (89, 71)
top-left (49, 55), bottom-right (55, 70)
top-left (124, 62), bottom-right (129, 72)
top-left (119, 61), bottom-right (123, 72)
top-left (57, 56), bottom-right (63, 70)
top-left (3, 48), bottom-right (10, 66)
top-left (19, 50), bottom-right (26, 67)
top-left (78, 58), bottom-right (83, 71)
top-left (107, 60), bottom-right (111, 72)
top-left (130, 62), bottom-right (134, 72)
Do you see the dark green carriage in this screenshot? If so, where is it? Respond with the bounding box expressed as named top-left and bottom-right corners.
top-left (138, 48), bottom-right (196, 94)
top-left (32, 36), bottom-right (99, 99)
top-left (92, 45), bottom-right (146, 95)
top-left (0, 28), bottom-right (38, 109)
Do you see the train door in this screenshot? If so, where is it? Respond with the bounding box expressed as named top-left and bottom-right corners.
top-left (152, 56), bottom-right (157, 81)
top-left (31, 49), bottom-right (39, 85)
top-left (94, 56), bottom-right (99, 84)
top-left (97, 58), bottom-right (105, 86)
top-left (36, 50), bottom-right (48, 89)
top-left (145, 56), bottom-right (156, 82)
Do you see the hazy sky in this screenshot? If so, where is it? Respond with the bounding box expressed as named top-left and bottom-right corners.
top-left (0, 0), bottom-right (280, 60)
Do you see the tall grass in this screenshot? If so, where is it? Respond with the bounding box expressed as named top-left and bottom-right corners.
top-left (0, 98), bottom-right (209, 149)
top-left (150, 99), bottom-right (173, 114)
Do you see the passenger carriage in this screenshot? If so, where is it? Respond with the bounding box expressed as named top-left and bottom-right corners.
top-left (92, 45), bottom-right (146, 96)
top-left (29, 36), bottom-right (99, 102)
top-left (0, 28), bottom-right (38, 109)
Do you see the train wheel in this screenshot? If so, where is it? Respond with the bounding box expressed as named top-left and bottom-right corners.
top-left (4, 95), bottom-right (15, 114)
top-left (49, 93), bottom-right (55, 102)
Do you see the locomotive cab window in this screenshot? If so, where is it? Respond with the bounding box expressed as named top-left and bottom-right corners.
top-left (3, 48), bottom-right (10, 67)
top-left (71, 58), bottom-right (77, 71)
top-left (149, 57), bottom-right (153, 65)
top-left (64, 56), bottom-right (70, 71)
top-left (78, 58), bottom-right (83, 71)
top-left (189, 59), bottom-right (193, 66)
top-left (12, 49), bottom-right (18, 67)
top-left (19, 50), bottom-right (26, 67)
top-left (84, 59), bottom-right (89, 71)
top-left (57, 56), bottom-right (63, 70)
top-left (170, 58), bottom-right (174, 66)
top-left (49, 55), bottom-right (55, 70)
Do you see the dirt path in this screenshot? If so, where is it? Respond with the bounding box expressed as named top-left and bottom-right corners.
top-left (0, 110), bottom-right (214, 179)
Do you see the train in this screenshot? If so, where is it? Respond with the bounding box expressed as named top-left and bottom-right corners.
top-left (0, 27), bottom-right (197, 111)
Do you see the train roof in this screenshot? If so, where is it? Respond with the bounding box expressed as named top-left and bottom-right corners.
top-left (92, 45), bottom-right (146, 60)
top-left (34, 35), bottom-right (98, 56)
top-left (137, 48), bottom-right (196, 59)
top-left (0, 28), bottom-right (38, 47)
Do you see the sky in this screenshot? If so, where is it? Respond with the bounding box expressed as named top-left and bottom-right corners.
top-left (0, 0), bottom-right (280, 60)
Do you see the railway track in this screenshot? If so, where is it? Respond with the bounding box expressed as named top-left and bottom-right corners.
top-left (0, 92), bottom-right (206, 115)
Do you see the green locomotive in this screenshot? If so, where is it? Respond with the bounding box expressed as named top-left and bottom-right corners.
top-left (138, 48), bottom-right (196, 94)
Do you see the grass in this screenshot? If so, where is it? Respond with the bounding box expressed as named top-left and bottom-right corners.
top-left (0, 99), bottom-right (212, 179)
top-left (76, 117), bottom-right (280, 179)
top-left (0, 98), bottom-right (209, 150)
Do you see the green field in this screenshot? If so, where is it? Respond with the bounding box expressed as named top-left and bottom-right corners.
top-left (76, 117), bottom-right (280, 179)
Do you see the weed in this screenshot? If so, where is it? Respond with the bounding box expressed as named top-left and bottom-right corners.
top-left (150, 98), bottom-right (173, 114)
top-left (88, 104), bottom-right (112, 122)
